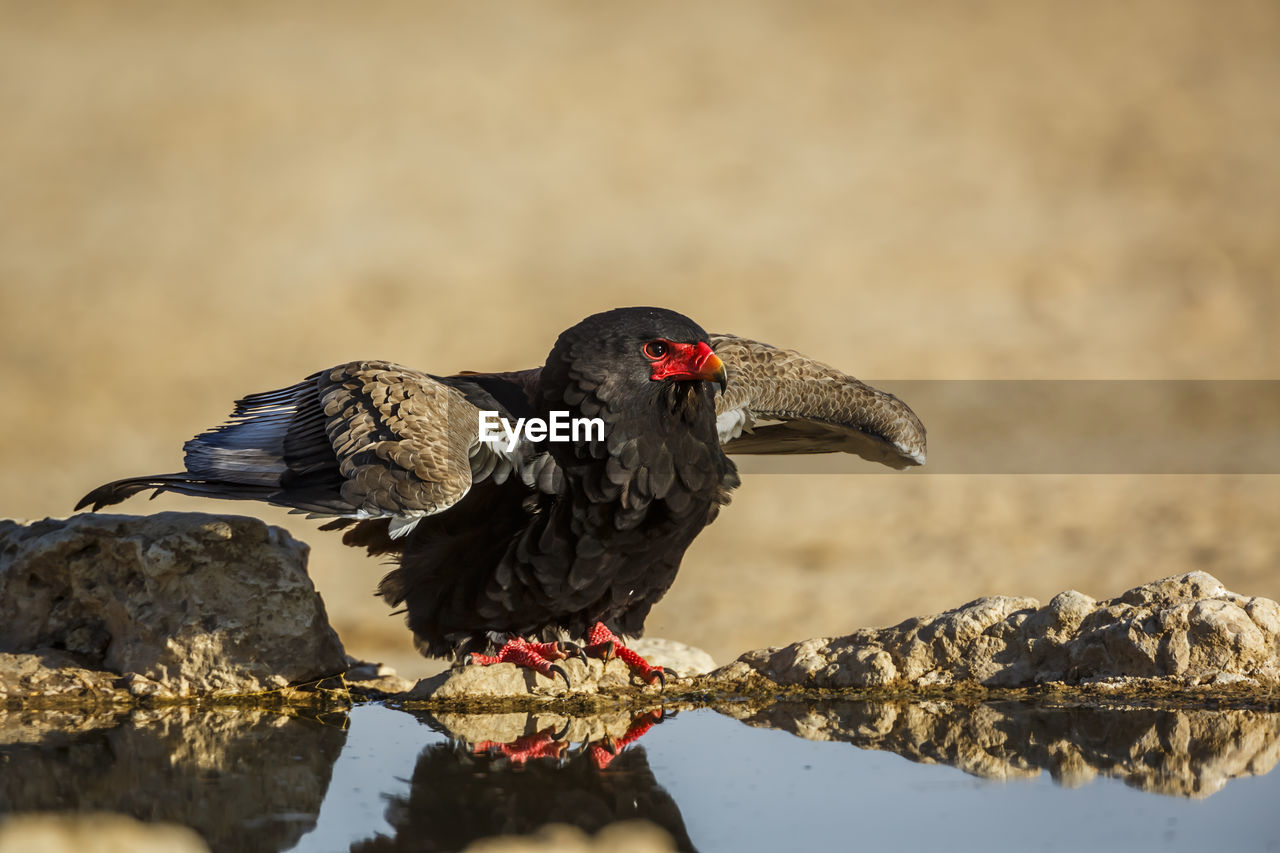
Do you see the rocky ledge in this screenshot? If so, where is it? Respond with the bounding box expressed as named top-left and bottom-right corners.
top-left (2, 513), bottom-right (1278, 706)
top-left (1, 513), bottom-right (348, 703)
top-left (708, 570), bottom-right (1280, 693)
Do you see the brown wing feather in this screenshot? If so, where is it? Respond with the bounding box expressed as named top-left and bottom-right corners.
top-left (710, 334), bottom-right (927, 469)
top-left (318, 362), bottom-right (486, 519)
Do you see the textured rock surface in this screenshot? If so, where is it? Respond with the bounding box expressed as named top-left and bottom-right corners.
top-left (408, 656), bottom-right (634, 702)
top-left (407, 639), bottom-right (712, 702)
top-left (0, 513), bottom-right (348, 699)
top-left (720, 699), bottom-right (1280, 798)
top-left (0, 650), bottom-right (128, 705)
top-left (711, 572), bottom-right (1280, 690)
top-left (0, 813), bottom-right (209, 853)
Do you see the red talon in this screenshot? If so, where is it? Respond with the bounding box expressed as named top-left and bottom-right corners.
top-left (581, 622), bottom-right (668, 685)
top-left (468, 636), bottom-right (570, 682)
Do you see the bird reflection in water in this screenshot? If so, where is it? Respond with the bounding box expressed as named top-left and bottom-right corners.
top-left (350, 707), bottom-right (697, 853)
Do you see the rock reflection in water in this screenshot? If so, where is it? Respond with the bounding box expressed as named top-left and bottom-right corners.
top-left (720, 699), bottom-right (1280, 798)
top-left (352, 707), bottom-right (695, 853)
top-left (0, 705), bottom-right (347, 853)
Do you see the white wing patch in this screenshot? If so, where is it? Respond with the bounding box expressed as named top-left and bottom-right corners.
top-left (388, 514), bottom-right (425, 539)
top-left (716, 407), bottom-right (784, 444)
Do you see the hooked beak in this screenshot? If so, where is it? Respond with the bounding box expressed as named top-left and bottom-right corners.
top-left (652, 341), bottom-right (727, 393)
top-left (700, 349), bottom-right (728, 394)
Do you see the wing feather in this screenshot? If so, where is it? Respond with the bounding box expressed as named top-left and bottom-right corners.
top-left (317, 362), bottom-right (530, 521)
top-left (710, 334), bottom-right (927, 469)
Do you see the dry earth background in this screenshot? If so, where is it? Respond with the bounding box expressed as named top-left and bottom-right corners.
top-left (2, 0), bottom-right (1277, 679)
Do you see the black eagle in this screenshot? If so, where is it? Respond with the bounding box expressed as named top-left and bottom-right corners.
top-left (78, 307), bottom-right (926, 682)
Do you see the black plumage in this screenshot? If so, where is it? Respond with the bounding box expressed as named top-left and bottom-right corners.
top-left (410, 310), bottom-right (733, 657)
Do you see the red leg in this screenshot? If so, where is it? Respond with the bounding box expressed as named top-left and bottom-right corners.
top-left (581, 622), bottom-right (670, 685)
top-left (469, 636), bottom-right (571, 684)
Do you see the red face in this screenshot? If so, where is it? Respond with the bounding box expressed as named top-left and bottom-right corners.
top-left (642, 339), bottom-right (727, 389)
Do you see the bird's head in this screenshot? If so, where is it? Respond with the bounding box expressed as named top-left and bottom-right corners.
top-left (545, 307), bottom-right (728, 403)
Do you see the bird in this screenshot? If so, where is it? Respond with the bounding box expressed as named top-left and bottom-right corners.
top-left (77, 306), bottom-right (926, 684)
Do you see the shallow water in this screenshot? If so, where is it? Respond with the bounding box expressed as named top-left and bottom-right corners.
top-left (2, 699), bottom-right (1277, 852)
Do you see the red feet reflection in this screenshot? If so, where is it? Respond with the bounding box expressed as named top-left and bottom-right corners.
top-left (471, 726), bottom-right (571, 764)
top-left (470, 708), bottom-right (668, 770)
top-left (587, 709), bottom-right (665, 769)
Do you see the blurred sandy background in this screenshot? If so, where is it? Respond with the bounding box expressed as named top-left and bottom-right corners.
top-left (2, 0), bottom-right (1277, 678)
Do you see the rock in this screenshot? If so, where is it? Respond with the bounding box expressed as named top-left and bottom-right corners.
top-left (406, 638), bottom-right (713, 702)
top-left (627, 638), bottom-right (716, 676)
top-left (463, 822), bottom-right (677, 853)
top-left (343, 658), bottom-right (417, 697)
top-left (0, 513), bottom-right (348, 700)
top-left (407, 656), bottom-right (641, 702)
top-left (0, 813), bottom-right (209, 853)
top-left (710, 572), bottom-right (1280, 690)
top-left (0, 650), bottom-right (127, 706)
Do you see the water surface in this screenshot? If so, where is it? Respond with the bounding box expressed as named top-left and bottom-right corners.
top-left (3, 699), bottom-right (1277, 852)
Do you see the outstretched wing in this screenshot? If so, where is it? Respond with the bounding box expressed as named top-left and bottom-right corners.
top-left (710, 334), bottom-right (927, 469)
top-left (76, 361), bottom-right (547, 534)
top-left (317, 363), bottom-right (529, 532)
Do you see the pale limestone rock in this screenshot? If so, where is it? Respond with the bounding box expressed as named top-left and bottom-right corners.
top-left (0, 650), bottom-right (125, 704)
top-left (0, 813), bottom-right (208, 853)
top-left (408, 655), bottom-right (640, 701)
top-left (464, 822), bottom-right (676, 853)
top-left (711, 572), bottom-right (1280, 690)
top-left (344, 658), bottom-right (417, 696)
top-left (406, 638), bottom-right (713, 701)
top-left (627, 637), bottom-right (716, 676)
top-left (0, 513), bottom-right (347, 699)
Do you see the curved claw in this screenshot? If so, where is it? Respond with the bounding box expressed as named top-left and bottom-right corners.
top-left (548, 663), bottom-right (571, 688)
top-left (635, 665), bottom-right (673, 688)
top-left (560, 641), bottom-right (589, 664)
top-left (551, 720), bottom-right (572, 742)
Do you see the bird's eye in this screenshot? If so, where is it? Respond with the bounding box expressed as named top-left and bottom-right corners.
top-left (642, 341), bottom-right (668, 360)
